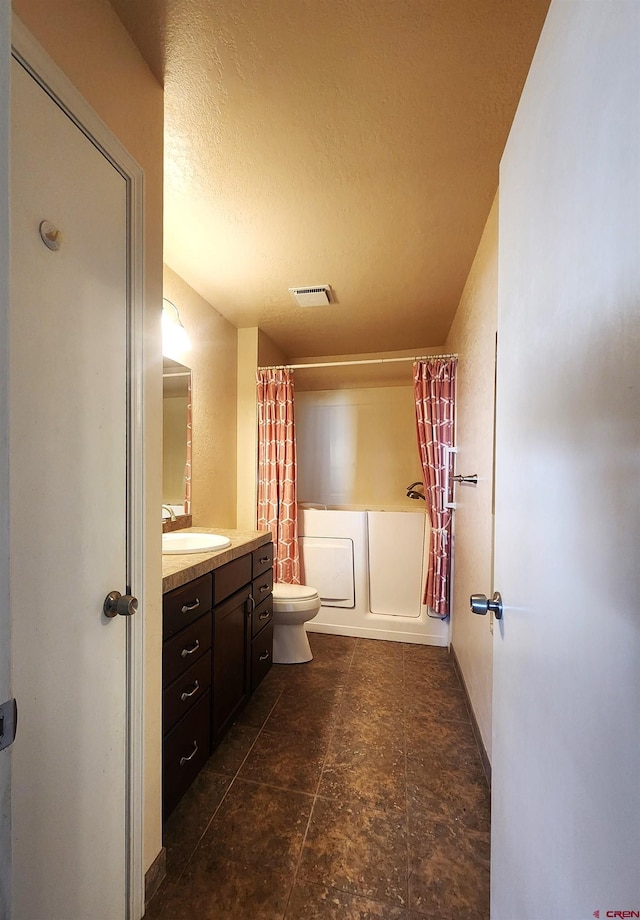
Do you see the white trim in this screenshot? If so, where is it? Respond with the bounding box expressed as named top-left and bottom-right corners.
top-left (306, 623), bottom-right (449, 646)
top-left (11, 17), bottom-right (146, 919)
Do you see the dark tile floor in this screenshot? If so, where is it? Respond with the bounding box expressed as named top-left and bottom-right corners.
top-left (145, 634), bottom-right (490, 920)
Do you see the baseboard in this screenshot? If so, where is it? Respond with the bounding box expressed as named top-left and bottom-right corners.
top-left (145, 847), bottom-right (166, 905)
top-left (306, 622), bottom-right (448, 647)
top-left (450, 644), bottom-right (492, 788)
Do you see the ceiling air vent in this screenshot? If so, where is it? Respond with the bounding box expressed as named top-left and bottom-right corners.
top-left (288, 285), bottom-right (332, 307)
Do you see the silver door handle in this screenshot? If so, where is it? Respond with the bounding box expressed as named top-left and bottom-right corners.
top-left (470, 591), bottom-right (503, 620)
top-left (103, 591), bottom-right (138, 618)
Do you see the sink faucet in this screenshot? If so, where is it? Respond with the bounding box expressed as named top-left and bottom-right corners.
top-left (162, 504), bottom-right (177, 522)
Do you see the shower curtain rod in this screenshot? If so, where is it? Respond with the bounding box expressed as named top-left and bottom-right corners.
top-left (258, 353), bottom-right (458, 371)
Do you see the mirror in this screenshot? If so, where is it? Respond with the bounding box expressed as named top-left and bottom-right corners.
top-left (163, 356), bottom-right (191, 515)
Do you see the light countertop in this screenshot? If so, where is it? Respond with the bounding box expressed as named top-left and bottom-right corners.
top-left (162, 527), bottom-right (271, 593)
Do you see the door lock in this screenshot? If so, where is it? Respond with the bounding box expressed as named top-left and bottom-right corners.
top-left (103, 591), bottom-right (138, 618)
top-left (470, 591), bottom-right (503, 620)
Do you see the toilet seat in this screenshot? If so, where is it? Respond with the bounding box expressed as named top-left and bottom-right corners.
top-left (272, 583), bottom-right (320, 615)
top-left (272, 583), bottom-right (319, 601)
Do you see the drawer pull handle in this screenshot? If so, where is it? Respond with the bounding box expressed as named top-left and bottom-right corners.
top-left (259, 650), bottom-right (270, 661)
top-left (181, 598), bottom-right (200, 614)
top-left (259, 584), bottom-right (269, 593)
top-left (181, 639), bottom-right (200, 658)
top-left (179, 741), bottom-right (198, 766)
top-left (259, 556), bottom-right (270, 564)
top-left (259, 611), bottom-right (270, 621)
top-left (180, 680), bottom-right (200, 702)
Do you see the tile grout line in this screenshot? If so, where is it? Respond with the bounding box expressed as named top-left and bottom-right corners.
top-left (280, 636), bottom-right (359, 918)
top-left (152, 640), bottom-right (490, 920)
top-left (403, 642), bottom-right (412, 913)
top-left (168, 686), bottom-right (286, 888)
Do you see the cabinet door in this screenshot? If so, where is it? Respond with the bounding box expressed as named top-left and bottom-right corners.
top-left (212, 586), bottom-right (250, 745)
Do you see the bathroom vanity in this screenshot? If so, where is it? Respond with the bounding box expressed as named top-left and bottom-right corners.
top-left (162, 529), bottom-right (273, 818)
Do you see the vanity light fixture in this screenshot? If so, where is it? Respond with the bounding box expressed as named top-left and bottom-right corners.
top-left (162, 298), bottom-right (191, 358)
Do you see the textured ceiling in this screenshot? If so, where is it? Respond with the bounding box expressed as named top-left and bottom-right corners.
top-left (110, 0), bottom-right (550, 358)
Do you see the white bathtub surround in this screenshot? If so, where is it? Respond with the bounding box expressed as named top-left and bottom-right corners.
top-left (299, 509), bottom-right (449, 646)
top-left (367, 511), bottom-right (425, 617)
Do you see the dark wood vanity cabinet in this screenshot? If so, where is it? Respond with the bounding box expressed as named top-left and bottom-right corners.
top-left (249, 546), bottom-right (274, 693)
top-left (162, 574), bottom-right (213, 819)
top-left (162, 541), bottom-right (274, 819)
top-left (210, 545), bottom-right (274, 746)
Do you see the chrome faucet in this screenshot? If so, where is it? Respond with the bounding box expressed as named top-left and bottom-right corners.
top-left (162, 504), bottom-right (177, 522)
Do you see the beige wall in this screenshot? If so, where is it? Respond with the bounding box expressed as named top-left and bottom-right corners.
top-left (163, 265), bottom-right (238, 528)
top-left (445, 196), bottom-right (498, 760)
top-left (12, 0), bottom-right (165, 872)
top-left (296, 386), bottom-right (424, 511)
top-left (258, 328), bottom-right (287, 368)
top-left (236, 329), bottom-right (259, 530)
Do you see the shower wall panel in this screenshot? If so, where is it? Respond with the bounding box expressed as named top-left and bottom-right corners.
top-left (299, 509), bottom-right (448, 646)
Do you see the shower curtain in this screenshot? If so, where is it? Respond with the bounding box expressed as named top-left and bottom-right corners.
top-left (256, 367), bottom-right (300, 584)
top-left (413, 358), bottom-right (457, 617)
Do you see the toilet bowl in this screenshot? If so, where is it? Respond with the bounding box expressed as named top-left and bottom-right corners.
top-left (271, 583), bottom-right (321, 664)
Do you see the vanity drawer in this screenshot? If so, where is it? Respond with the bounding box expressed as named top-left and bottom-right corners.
top-left (252, 595), bottom-right (273, 639)
top-left (163, 613), bottom-right (212, 687)
top-left (163, 650), bottom-right (212, 736)
top-left (252, 568), bottom-right (273, 604)
top-left (252, 543), bottom-right (273, 578)
top-left (163, 689), bottom-right (211, 820)
top-left (213, 555), bottom-right (252, 605)
top-left (163, 574), bottom-right (212, 640)
top-left (251, 620), bottom-right (273, 692)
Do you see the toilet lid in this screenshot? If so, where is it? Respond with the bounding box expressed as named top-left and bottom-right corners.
top-left (272, 583), bottom-right (319, 600)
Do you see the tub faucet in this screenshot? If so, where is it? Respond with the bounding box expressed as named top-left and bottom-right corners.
top-left (406, 481), bottom-right (426, 501)
top-left (162, 504), bottom-right (177, 522)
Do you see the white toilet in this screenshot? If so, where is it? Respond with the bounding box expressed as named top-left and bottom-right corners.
top-left (271, 583), bottom-right (321, 664)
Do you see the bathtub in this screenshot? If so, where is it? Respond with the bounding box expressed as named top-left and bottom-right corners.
top-left (298, 508), bottom-right (449, 646)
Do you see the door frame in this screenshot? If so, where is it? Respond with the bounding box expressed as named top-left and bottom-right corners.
top-left (10, 17), bottom-right (146, 919)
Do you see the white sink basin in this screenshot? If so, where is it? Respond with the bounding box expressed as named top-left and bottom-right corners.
top-left (162, 532), bottom-right (231, 555)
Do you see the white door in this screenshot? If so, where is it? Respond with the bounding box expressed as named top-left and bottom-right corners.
top-left (10, 57), bottom-right (131, 918)
top-left (0, 4), bottom-right (10, 914)
top-left (491, 4), bottom-right (640, 919)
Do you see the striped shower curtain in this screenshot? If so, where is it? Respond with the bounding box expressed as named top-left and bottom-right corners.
top-left (413, 358), bottom-right (457, 617)
top-left (256, 367), bottom-right (300, 584)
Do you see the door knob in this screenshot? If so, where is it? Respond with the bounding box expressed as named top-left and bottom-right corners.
top-left (103, 591), bottom-right (138, 618)
top-left (470, 591), bottom-right (503, 620)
